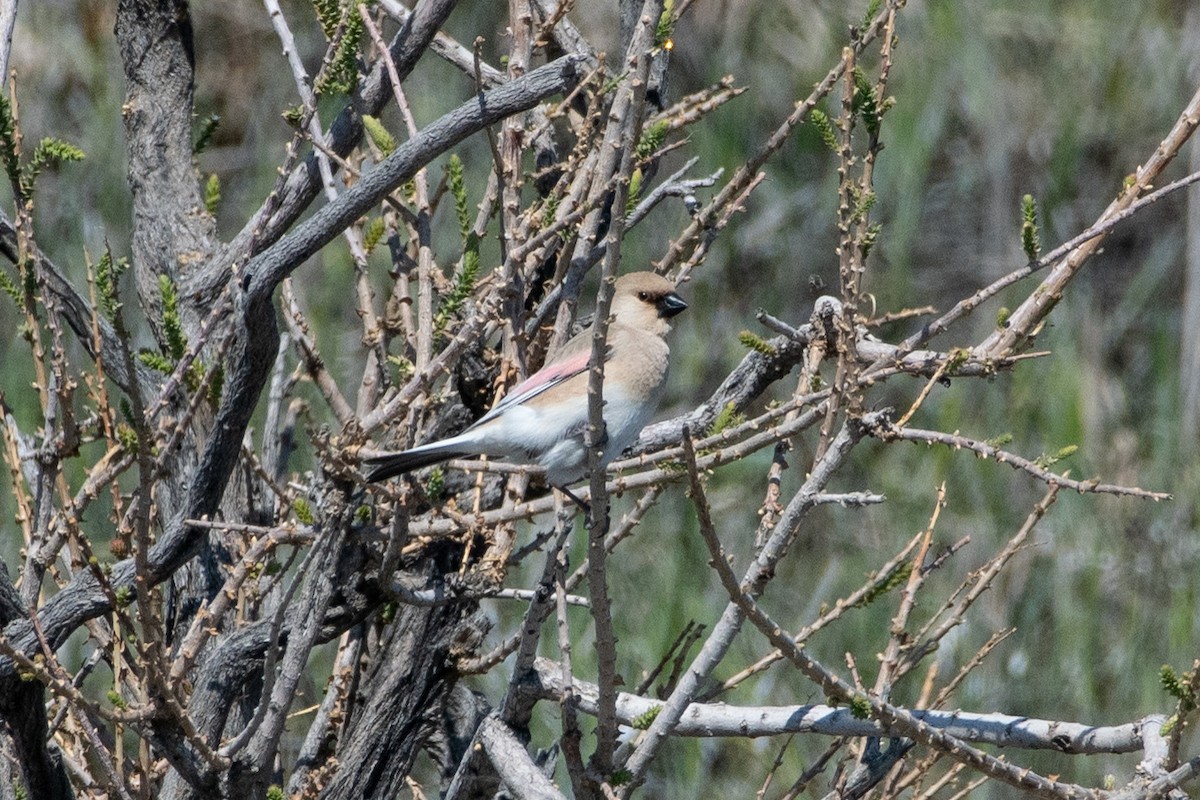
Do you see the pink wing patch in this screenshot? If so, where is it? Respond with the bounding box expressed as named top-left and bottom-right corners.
top-left (474, 348), bottom-right (594, 425)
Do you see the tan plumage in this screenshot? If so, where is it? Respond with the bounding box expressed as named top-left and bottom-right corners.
top-left (364, 272), bottom-right (687, 487)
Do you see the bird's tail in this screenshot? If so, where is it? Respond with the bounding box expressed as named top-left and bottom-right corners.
top-left (363, 440), bottom-right (474, 483)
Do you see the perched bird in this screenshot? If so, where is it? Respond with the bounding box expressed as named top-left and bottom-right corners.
top-left (364, 272), bottom-right (687, 492)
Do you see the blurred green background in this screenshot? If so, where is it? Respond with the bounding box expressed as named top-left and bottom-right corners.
top-left (3, 0), bottom-right (1200, 796)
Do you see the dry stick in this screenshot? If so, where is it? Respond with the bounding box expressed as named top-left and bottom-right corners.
top-left (443, 510), bottom-right (577, 800)
top-left (283, 0), bottom-right (387, 414)
top-left (905, 487), bottom-right (1060, 671)
top-left (457, 486), bottom-right (663, 674)
top-left (581, 3), bottom-right (663, 782)
top-left (1164, 659), bottom-right (1200, 769)
top-left (826, 43), bottom-right (862, 434)
top-left (979, 84), bottom-right (1200, 357)
top-left (167, 528), bottom-right (310, 684)
top-left (498, 519), bottom-right (575, 721)
top-left (883, 425), bottom-right (1169, 501)
top-left (377, 0), bottom-right (506, 86)
top-left (872, 484), bottom-right (945, 702)
top-left (24, 621), bottom-right (139, 800)
top-left (715, 529), bottom-right (925, 697)
top-left (361, 286), bottom-right (507, 433)
top-left (217, 516), bottom-right (342, 763)
top-left (689, 483), bottom-right (1097, 800)
top-left (357, 3), bottom-right (424, 412)
top-left (624, 157), bottom-right (722, 230)
top-left (780, 739), bottom-right (845, 800)
top-left (914, 761), bottom-right (968, 800)
top-left (102, 257), bottom-right (190, 772)
top-left (555, 502), bottom-right (589, 799)
top-left (945, 774), bottom-right (991, 800)
top-left (616, 416), bottom-right (874, 796)
top-left (525, 588), bottom-right (1151, 753)
top-left (660, 0), bottom-right (907, 282)
top-left (282, 279), bottom-right (355, 423)
top-left (930, 628), bottom-right (1014, 710)
top-left (151, 333), bottom-right (232, 477)
top-left (1140, 757), bottom-right (1200, 800)
top-left (498, 0), bottom-right (534, 369)
top-left (647, 76), bottom-right (744, 133)
top-left (391, 50), bottom-right (437, 380)
top-left (477, 716), bottom-right (568, 800)
top-left (285, 626), bottom-right (364, 797)
top-left (756, 322), bottom-right (828, 547)
top-left (757, 734), bottom-right (796, 800)
top-left (266, 0), bottom-right (377, 419)
top-left (890, 167), bottom-right (1200, 361)
top-left (23, 257), bottom-right (133, 580)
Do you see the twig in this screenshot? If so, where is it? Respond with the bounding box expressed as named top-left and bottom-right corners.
top-left (689, 484), bottom-right (1096, 800)
top-left (881, 425), bottom-right (1169, 501)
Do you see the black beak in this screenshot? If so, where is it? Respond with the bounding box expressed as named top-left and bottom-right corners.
top-left (657, 291), bottom-right (688, 318)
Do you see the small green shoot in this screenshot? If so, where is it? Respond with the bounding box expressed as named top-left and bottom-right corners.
top-left (810, 108), bottom-right (839, 152)
top-left (95, 249), bottom-right (129, 322)
top-left (861, 0), bottom-right (883, 28)
top-left (293, 497), bottom-right (315, 525)
top-left (194, 114), bottom-right (221, 155)
top-left (855, 562), bottom-right (912, 608)
top-left (654, 0), bottom-right (674, 48)
top-left (708, 402), bottom-right (746, 436)
top-left (632, 705), bottom-right (662, 729)
top-left (985, 432), bottom-right (1014, 449)
top-left (363, 217), bottom-right (387, 255)
top-left (362, 115), bottom-right (396, 157)
top-left (636, 120), bottom-right (670, 161)
top-left (1021, 194), bottom-right (1041, 262)
top-left (849, 695), bottom-right (871, 719)
top-left (447, 154), bottom-right (472, 240)
top-left (852, 68), bottom-right (881, 136)
top-left (739, 330), bottom-right (776, 356)
top-left (1033, 444), bottom-right (1077, 469)
top-left (204, 174), bottom-right (221, 215)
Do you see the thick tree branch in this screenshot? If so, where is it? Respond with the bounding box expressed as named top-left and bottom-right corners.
top-left (243, 54), bottom-right (583, 302)
top-left (0, 53), bottom-right (579, 685)
top-left (477, 715), bottom-right (566, 800)
top-left (116, 0), bottom-right (216, 338)
top-left (207, 0), bottom-right (459, 289)
top-left (526, 657), bottom-right (1148, 754)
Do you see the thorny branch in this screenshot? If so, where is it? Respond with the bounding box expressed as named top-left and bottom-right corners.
top-left (0, 1), bottom-right (1194, 798)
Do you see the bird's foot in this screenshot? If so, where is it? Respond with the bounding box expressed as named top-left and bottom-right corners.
top-left (555, 485), bottom-right (591, 519)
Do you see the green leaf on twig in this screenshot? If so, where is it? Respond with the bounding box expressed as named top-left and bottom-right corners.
top-left (810, 108), bottom-right (838, 152)
top-left (362, 115), bottom-right (396, 157)
top-left (194, 114), bottom-right (221, 155)
top-left (739, 330), bottom-right (776, 355)
top-left (204, 173), bottom-right (221, 215)
top-left (1021, 194), bottom-right (1041, 262)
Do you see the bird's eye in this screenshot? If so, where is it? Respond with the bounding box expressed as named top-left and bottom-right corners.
top-left (637, 291), bottom-right (650, 301)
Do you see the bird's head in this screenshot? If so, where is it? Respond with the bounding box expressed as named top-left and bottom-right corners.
top-left (612, 271), bottom-right (688, 336)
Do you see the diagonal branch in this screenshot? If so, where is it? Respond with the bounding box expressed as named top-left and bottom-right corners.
top-left (215, 0), bottom-right (459, 269)
top-left (243, 54), bottom-right (583, 303)
top-left (977, 84), bottom-right (1200, 357)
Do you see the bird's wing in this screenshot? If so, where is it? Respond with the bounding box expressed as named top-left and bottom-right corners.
top-left (472, 333), bottom-right (610, 426)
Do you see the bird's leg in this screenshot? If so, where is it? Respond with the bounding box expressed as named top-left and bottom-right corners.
top-left (555, 485), bottom-right (591, 518)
